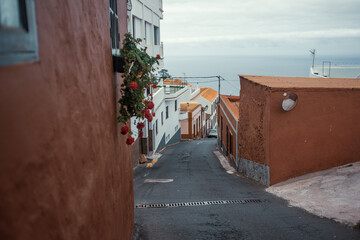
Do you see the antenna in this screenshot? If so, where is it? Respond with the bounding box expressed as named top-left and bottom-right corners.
top-left (309, 49), bottom-right (316, 68)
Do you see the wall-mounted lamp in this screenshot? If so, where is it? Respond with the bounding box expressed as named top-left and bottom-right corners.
top-left (282, 93), bottom-right (298, 111)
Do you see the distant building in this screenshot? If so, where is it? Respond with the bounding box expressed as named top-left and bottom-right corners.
top-left (180, 102), bottom-right (203, 139)
top-left (132, 79), bottom-right (188, 161)
top-left (310, 62), bottom-right (360, 78)
top-left (191, 87), bottom-right (219, 133)
top-left (218, 95), bottom-right (240, 167)
top-left (237, 75), bottom-right (360, 186)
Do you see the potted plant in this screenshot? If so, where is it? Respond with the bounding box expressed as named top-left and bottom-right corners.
top-left (112, 55), bottom-right (125, 73)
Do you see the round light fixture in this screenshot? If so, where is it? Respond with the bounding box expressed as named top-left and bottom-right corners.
top-left (282, 93), bottom-right (298, 111)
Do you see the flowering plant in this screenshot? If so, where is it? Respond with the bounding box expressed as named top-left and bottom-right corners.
top-left (117, 33), bottom-right (159, 145)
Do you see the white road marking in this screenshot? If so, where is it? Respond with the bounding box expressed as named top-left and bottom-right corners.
top-left (144, 179), bottom-right (174, 183)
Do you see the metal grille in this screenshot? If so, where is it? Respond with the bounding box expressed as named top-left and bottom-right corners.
top-left (135, 199), bottom-right (264, 209)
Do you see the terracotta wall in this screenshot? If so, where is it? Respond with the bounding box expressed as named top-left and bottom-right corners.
top-left (238, 79), bottom-right (270, 166)
top-left (192, 106), bottom-right (202, 138)
top-left (0, 1), bottom-right (134, 239)
top-left (218, 98), bottom-right (237, 164)
top-left (269, 89), bottom-right (360, 184)
top-left (180, 118), bottom-right (189, 135)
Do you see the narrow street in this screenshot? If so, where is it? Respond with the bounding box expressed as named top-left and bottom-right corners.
top-left (133, 139), bottom-right (360, 240)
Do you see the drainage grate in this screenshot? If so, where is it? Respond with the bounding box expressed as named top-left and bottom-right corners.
top-left (135, 199), bottom-right (264, 209)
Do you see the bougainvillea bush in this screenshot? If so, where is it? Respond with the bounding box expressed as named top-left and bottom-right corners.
top-left (117, 33), bottom-right (160, 145)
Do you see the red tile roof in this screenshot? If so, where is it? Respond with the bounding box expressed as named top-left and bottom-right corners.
top-left (192, 87), bottom-right (218, 102)
top-left (220, 95), bottom-right (239, 120)
top-left (180, 102), bottom-right (201, 112)
top-left (163, 78), bottom-right (190, 86)
top-left (240, 75), bottom-right (360, 89)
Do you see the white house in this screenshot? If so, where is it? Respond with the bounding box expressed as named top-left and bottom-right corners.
top-left (128, 0), bottom-right (164, 68)
top-left (128, 0), bottom-right (165, 162)
top-left (191, 87), bottom-right (219, 131)
top-left (150, 82), bottom-right (193, 152)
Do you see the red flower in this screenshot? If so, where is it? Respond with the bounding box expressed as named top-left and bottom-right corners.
top-left (126, 136), bottom-right (134, 145)
top-left (143, 108), bottom-right (151, 117)
top-left (129, 82), bottom-right (138, 90)
top-left (156, 54), bottom-right (161, 59)
top-left (138, 131), bottom-right (143, 138)
top-left (149, 93), bottom-right (153, 97)
top-left (152, 84), bottom-right (157, 89)
top-left (146, 101), bottom-right (154, 109)
top-left (137, 122), bottom-right (145, 129)
top-left (148, 115), bottom-right (153, 122)
top-left (121, 125), bottom-right (129, 135)
top-left (152, 112), bottom-right (155, 117)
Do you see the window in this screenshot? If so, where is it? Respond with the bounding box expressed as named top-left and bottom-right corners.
top-left (155, 120), bottom-right (158, 135)
top-left (230, 133), bottom-right (233, 155)
top-left (145, 21), bottom-right (152, 45)
top-left (109, 0), bottom-right (119, 52)
top-left (132, 16), bottom-right (136, 38)
top-left (221, 116), bottom-right (223, 140)
top-left (132, 16), bottom-right (142, 39)
top-left (166, 106), bottom-right (169, 119)
top-left (175, 100), bottom-right (177, 111)
top-left (161, 111), bottom-right (164, 125)
top-left (196, 118), bottom-right (198, 134)
top-left (154, 26), bottom-right (160, 45)
top-left (0, 0), bottom-right (39, 66)
top-left (226, 126), bottom-right (229, 155)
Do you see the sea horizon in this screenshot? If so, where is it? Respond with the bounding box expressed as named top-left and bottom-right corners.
top-left (163, 55), bottom-right (360, 96)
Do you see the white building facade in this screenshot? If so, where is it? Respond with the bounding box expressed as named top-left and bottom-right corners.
top-left (128, 0), bottom-right (164, 68)
top-left (128, 0), bottom-right (166, 161)
top-left (150, 84), bottom-right (192, 152)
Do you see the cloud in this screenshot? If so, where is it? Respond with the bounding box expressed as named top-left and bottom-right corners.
top-left (161, 0), bottom-right (360, 56)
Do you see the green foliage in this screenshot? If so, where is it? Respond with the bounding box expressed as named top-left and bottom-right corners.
top-left (117, 33), bottom-right (159, 126)
top-left (159, 69), bottom-right (172, 80)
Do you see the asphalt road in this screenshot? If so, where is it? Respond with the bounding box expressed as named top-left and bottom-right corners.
top-left (133, 139), bottom-right (360, 240)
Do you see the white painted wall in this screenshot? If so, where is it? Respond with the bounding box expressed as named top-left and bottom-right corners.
top-left (128, 0), bottom-right (164, 68)
top-left (150, 86), bottom-right (181, 152)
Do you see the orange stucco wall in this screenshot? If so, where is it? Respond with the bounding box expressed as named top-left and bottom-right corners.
top-left (0, 1), bottom-right (134, 239)
top-left (269, 89), bottom-right (360, 184)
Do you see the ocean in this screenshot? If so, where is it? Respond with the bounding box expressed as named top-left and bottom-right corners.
top-left (163, 55), bottom-right (360, 96)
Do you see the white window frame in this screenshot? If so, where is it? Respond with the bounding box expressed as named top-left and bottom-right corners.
top-left (0, 0), bottom-right (39, 66)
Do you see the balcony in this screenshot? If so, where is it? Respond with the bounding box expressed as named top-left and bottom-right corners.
top-left (161, 85), bottom-right (188, 100)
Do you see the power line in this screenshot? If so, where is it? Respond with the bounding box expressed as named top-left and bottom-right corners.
top-left (171, 76), bottom-right (219, 79)
top-left (220, 76), bottom-right (240, 90)
top-left (187, 80), bottom-right (219, 83)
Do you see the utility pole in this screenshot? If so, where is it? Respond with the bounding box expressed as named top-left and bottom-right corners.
top-left (310, 49), bottom-right (316, 68)
top-left (218, 75), bottom-right (221, 97)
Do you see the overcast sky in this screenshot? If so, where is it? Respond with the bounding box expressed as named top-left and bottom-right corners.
top-left (161, 0), bottom-right (360, 57)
